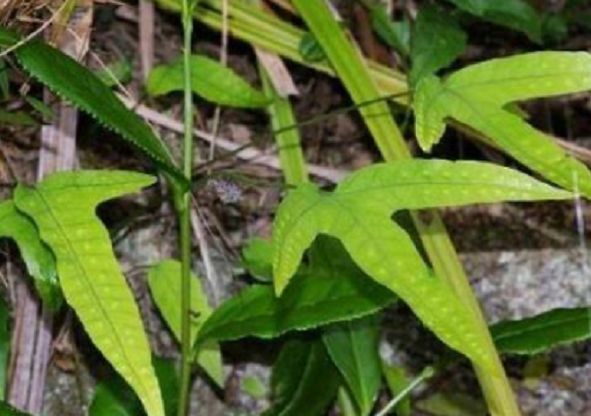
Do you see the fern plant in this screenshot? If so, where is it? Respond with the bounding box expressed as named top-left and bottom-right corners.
top-left (4, 1), bottom-right (591, 415)
top-left (414, 52), bottom-right (591, 197)
top-left (271, 160), bottom-right (571, 372)
top-left (1, 171), bottom-right (165, 416)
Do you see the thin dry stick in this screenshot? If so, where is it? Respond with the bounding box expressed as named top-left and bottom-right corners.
top-left (0, 0), bottom-right (69, 58)
top-left (139, 0), bottom-right (155, 80)
top-left (8, 2), bottom-right (92, 414)
top-left (116, 93), bottom-right (347, 182)
top-left (190, 205), bottom-right (221, 306)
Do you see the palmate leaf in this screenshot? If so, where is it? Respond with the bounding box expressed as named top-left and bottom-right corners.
top-left (414, 52), bottom-right (591, 197)
top-left (491, 307), bottom-right (591, 355)
top-left (147, 55), bottom-right (269, 108)
top-left (147, 260), bottom-right (223, 386)
top-left (0, 27), bottom-right (187, 192)
top-left (199, 237), bottom-right (395, 342)
top-left (273, 160), bottom-right (571, 372)
top-left (0, 201), bottom-right (61, 309)
top-left (14, 171), bottom-right (164, 416)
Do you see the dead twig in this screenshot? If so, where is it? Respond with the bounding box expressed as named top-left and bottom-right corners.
top-left (117, 93), bottom-right (347, 183)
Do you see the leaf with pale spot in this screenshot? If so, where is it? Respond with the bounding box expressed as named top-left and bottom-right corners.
top-left (14, 171), bottom-right (164, 416)
top-left (273, 159), bottom-right (571, 372)
top-left (413, 52), bottom-right (591, 197)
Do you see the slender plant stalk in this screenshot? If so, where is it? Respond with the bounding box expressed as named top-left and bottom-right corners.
top-left (336, 388), bottom-right (357, 416)
top-left (257, 24), bottom-right (365, 416)
top-left (374, 367), bottom-right (434, 416)
top-left (288, 1), bottom-right (521, 415)
top-left (162, 0), bottom-right (520, 413)
top-left (260, 68), bottom-right (308, 186)
top-left (155, 0), bottom-right (408, 98)
top-left (177, 0), bottom-right (195, 415)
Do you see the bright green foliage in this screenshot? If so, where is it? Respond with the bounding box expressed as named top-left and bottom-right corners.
top-left (443, 0), bottom-right (542, 42)
top-left (410, 5), bottom-right (466, 86)
top-left (414, 52), bottom-right (591, 197)
top-left (299, 32), bottom-right (326, 63)
top-left (323, 315), bottom-right (382, 416)
top-left (14, 170), bottom-right (164, 416)
top-left (89, 378), bottom-right (142, 416)
top-left (273, 160), bottom-right (571, 371)
top-left (491, 307), bottom-right (591, 355)
top-left (0, 27), bottom-right (186, 191)
top-left (242, 375), bottom-right (267, 399)
top-left (200, 237), bottom-right (395, 341)
top-left (0, 201), bottom-right (61, 309)
top-left (383, 364), bottom-right (411, 416)
top-left (153, 357), bottom-right (180, 416)
top-left (0, 295), bottom-right (9, 398)
top-left (95, 58), bottom-right (133, 88)
top-left (241, 237), bottom-right (274, 282)
top-left (292, 0), bottom-right (409, 162)
top-left (89, 358), bottom-right (179, 416)
top-left (0, 401), bottom-right (32, 416)
top-left (147, 260), bottom-right (223, 386)
top-left (147, 55), bottom-right (269, 108)
top-left (370, 4), bottom-right (410, 56)
top-left (263, 338), bottom-right (341, 416)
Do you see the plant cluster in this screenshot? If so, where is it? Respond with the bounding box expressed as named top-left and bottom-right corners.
top-left (1, 0), bottom-right (591, 415)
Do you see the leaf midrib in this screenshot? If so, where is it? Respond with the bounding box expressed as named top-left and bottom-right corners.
top-left (347, 321), bottom-right (370, 413)
top-left (327, 197), bottom-right (464, 346)
top-left (202, 290), bottom-right (391, 341)
top-left (278, 343), bottom-right (318, 416)
top-left (442, 86), bottom-right (572, 179)
top-left (336, 180), bottom-right (558, 198)
top-left (448, 70), bottom-right (590, 96)
top-left (493, 313), bottom-right (590, 343)
top-left (30, 188), bottom-right (152, 406)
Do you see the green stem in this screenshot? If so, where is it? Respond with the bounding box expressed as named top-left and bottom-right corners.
top-left (177, 1), bottom-right (195, 415)
top-left (374, 367), bottom-right (434, 416)
top-left (161, 0), bottom-right (521, 413)
top-left (336, 388), bottom-right (358, 416)
top-left (287, 1), bottom-right (522, 415)
top-left (260, 67), bottom-right (308, 186)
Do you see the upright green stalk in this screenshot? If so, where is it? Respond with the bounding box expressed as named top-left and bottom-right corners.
top-left (288, 1), bottom-right (521, 415)
top-left (177, 1), bottom-right (195, 415)
top-left (260, 69), bottom-right (308, 186)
